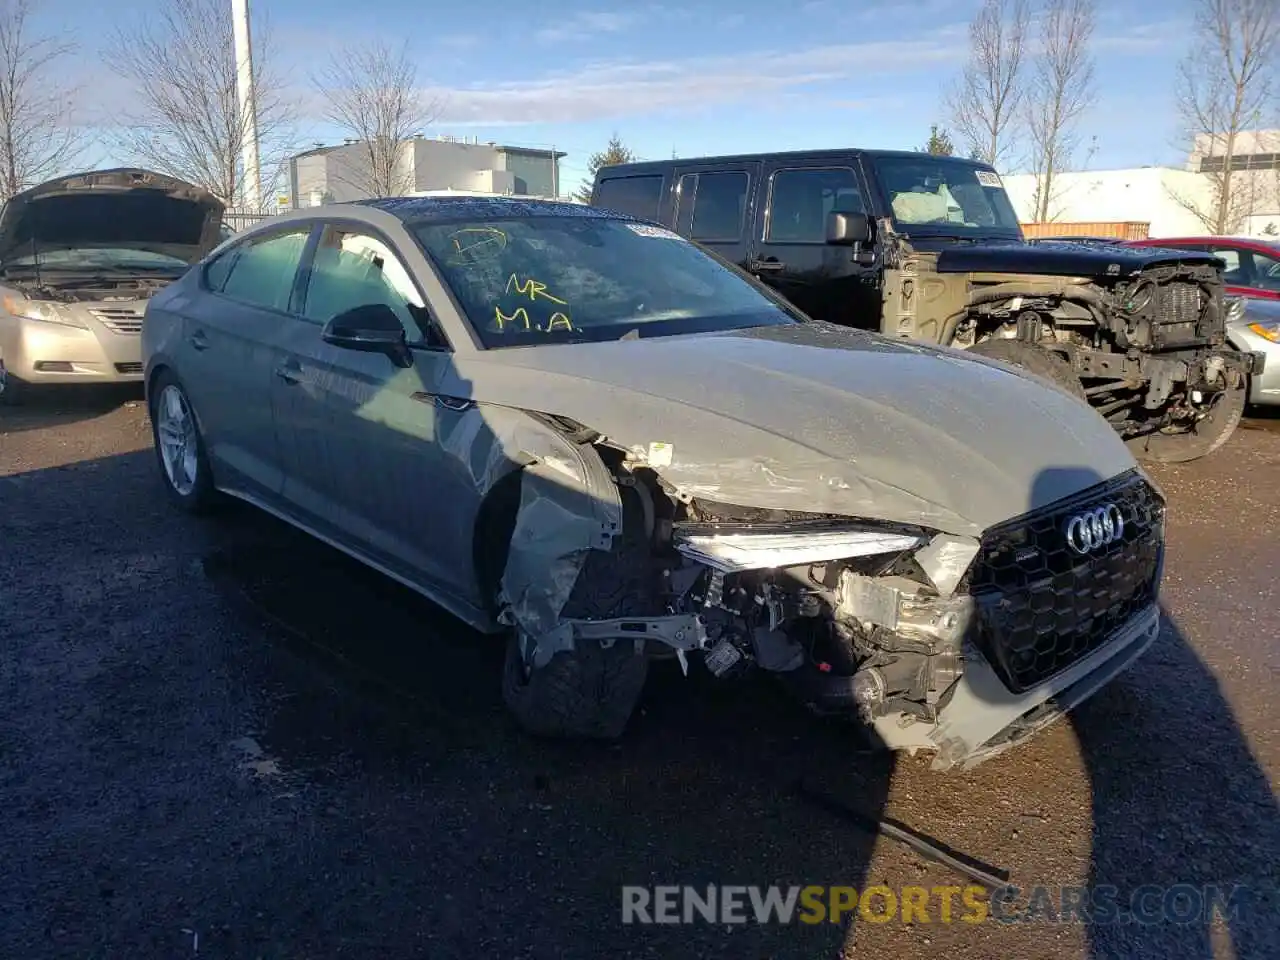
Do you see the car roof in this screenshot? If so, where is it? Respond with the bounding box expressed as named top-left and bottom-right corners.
top-left (354, 195), bottom-right (632, 224)
top-left (594, 149), bottom-right (995, 178)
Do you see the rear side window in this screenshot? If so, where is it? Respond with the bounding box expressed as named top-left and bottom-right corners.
top-left (766, 167), bottom-right (864, 243)
top-left (688, 172), bottom-right (748, 242)
top-left (216, 229), bottom-right (311, 313)
top-left (594, 175), bottom-right (664, 220)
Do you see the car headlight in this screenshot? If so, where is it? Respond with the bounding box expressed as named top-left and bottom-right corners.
top-left (673, 525), bottom-right (924, 573)
top-left (2, 295), bottom-right (88, 329)
top-left (1247, 320), bottom-right (1280, 342)
top-left (1224, 297), bottom-right (1247, 324)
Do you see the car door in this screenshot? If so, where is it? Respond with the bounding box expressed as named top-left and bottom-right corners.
top-left (669, 164), bottom-right (760, 270)
top-left (749, 161), bottom-right (880, 327)
top-left (273, 220), bottom-right (467, 598)
top-left (1243, 245), bottom-right (1280, 298)
top-left (178, 225), bottom-right (313, 501)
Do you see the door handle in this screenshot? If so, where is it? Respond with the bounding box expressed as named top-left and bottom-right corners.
top-left (750, 259), bottom-right (785, 273)
top-left (188, 330), bottom-right (209, 351)
top-left (274, 361), bottom-right (303, 385)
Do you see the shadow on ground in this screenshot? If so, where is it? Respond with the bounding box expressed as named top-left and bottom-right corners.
top-left (0, 383), bottom-right (145, 434)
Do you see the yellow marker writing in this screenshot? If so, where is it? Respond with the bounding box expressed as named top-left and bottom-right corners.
top-left (547, 312), bottom-right (574, 331)
top-left (506, 273), bottom-right (568, 305)
top-left (494, 306), bottom-right (532, 331)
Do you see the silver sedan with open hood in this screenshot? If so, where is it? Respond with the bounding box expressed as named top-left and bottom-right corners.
top-left (141, 198), bottom-right (1166, 770)
top-left (0, 168), bottom-right (224, 404)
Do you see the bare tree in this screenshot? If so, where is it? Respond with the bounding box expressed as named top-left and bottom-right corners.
top-left (104, 0), bottom-right (298, 206)
top-left (1025, 0), bottom-right (1097, 222)
top-left (312, 40), bottom-right (440, 198)
top-left (1171, 0), bottom-right (1278, 234)
top-left (0, 0), bottom-right (87, 200)
top-left (945, 0), bottom-right (1031, 169)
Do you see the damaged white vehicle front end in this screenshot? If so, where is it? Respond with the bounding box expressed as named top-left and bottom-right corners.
top-left (479, 370), bottom-right (1165, 771)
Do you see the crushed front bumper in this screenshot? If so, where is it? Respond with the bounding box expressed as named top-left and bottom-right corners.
top-left (872, 602), bottom-right (1161, 770)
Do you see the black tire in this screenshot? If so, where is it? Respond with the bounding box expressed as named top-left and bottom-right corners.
top-left (499, 484), bottom-right (653, 739)
top-left (0, 364), bottom-right (25, 406)
top-left (967, 338), bottom-right (1088, 401)
top-left (148, 370), bottom-right (219, 514)
top-left (1125, 378), bottom-right (1246, 463)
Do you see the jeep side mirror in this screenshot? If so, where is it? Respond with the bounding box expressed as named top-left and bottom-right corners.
top-left (321, 303), bottom-right (412, 367)
top-left (825, 211), bottom-right (873, 246)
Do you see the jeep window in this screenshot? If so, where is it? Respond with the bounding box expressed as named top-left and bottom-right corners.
top-left (766, 167), bottom-right (865, 243)
top-left (683, 172), bottom-right (749, 242)
top-left (413, 215), bottom-right (797, 348)
top-left (873, 157), bottom-right (1021, 237)
top-left (594, 175), bottom-right (664, 220)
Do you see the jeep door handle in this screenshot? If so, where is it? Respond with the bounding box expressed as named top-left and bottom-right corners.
top-left (188, 330), bottom-right (209, 351)
top-left (750, 259), bottom-right (785, 273)
top-left (275, 361), bottom-right (303, 385)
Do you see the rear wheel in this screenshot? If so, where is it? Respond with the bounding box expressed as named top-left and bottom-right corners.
top-left (1125, 378), bottom-right (1246, 463)
top-left (498, 483), bottom-right (652, 739)
top-left (967, 338), bottom-right (1087, 400)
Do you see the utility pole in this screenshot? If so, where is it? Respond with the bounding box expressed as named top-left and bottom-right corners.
top-left (231, 0), bottom-right (262, 209)
top-left (551, 144), bottom-right (558, 199)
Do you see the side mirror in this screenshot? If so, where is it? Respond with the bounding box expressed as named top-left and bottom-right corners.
top-left (321, 303), bottom-right (411, 367)
top-left (826, 211), bottom-right (873, 246)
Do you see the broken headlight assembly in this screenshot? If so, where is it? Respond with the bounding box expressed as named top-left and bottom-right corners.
top-left (666, 517), bottom-right (978, 724)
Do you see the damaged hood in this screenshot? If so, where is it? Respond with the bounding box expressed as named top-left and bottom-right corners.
top-left (932, 238), bottom-right (1222, 279)
top-left (454, 322), bottom-right (1137, 537)
top-left (0, 168), bottom-right (225, 267)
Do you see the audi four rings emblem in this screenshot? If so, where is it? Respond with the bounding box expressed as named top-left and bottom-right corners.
top-left (1065, 503), bottom-right (1125, 554)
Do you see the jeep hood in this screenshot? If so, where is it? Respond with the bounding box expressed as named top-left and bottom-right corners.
top-left (453, 322), bottom-right (1137, 537)
top-left (933, 238), bottom-right (1222, 279)
top-left (0, 168), bottom-right (225, 267)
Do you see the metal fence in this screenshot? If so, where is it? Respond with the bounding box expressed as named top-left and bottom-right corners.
top-left (222, 207), bottom-right (286, 232)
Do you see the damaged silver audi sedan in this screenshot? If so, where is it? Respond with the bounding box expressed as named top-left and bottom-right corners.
top-left (142, 197), bottom-right (1165, 770)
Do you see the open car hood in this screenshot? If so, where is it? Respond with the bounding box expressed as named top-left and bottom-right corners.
top-left (453, 322), bottom-right (1138, 537)
top-left (0, 168), bottom-right (225, 267)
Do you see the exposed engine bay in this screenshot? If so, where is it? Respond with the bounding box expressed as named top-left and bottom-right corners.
top-left (879, 235), bottom-right (1261, 457)
top-left (1, 273), bottom-right (175, 303)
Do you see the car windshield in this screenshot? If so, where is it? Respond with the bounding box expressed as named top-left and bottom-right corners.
top-left (412, 215), bottom-right (799, 348)
top-left (873, 157), bottom-right (1022, 237)
top-left (4, 247), bottom-right (189, 271)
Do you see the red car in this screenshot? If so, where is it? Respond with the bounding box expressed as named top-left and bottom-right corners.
top-left (1128, 236), bottom-right (1280, 300)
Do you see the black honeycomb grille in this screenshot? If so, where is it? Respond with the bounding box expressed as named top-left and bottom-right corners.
top-left (967, 470), bottom-right (1165, 694)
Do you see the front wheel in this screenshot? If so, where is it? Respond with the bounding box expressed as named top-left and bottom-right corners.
top-left (967, 338), bottom-right (1088, 401)
top-left (1125, 378), bottom-right (1247, 463)
top-left (149, 371), bottom-right (219, 513)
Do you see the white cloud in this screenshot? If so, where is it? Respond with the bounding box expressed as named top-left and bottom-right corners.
top-left (534, 12), bottom-right (638, 44)
top-left (425, 30), bottom-right (969, 125)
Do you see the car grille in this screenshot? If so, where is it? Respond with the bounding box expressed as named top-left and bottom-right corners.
top-left (114, 362), bottom-right (143, 374)
top-left (967, 470), bottom-right (1165, 694)
top-left (89, 308), bottom-right (144, 335)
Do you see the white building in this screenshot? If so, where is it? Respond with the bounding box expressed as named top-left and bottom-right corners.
top-left (1001, 129), bottom-right (1280, 238)
top-left (288, 135), bottom-right (565, 207)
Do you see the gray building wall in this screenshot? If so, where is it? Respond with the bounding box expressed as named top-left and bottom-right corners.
top-left (288, 137), bottom-right (564, 206)
top-left (499, 150), bottom-right (558, 198)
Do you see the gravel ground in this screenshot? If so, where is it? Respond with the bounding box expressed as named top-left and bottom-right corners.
top-left (1, 386), bottom-right (1277, 959)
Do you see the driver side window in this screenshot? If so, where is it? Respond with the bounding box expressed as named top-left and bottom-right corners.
top-left (1249, 249), bottom-right (1280, 291)
top-left (303, 225), bottom-right (437, 341)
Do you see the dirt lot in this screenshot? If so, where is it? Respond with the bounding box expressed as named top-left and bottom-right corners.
top-left (1, 387), bottom-right (1277, 960)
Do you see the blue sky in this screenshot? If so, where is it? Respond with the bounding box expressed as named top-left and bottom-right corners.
top-left (48, 0), bottom-right (1196, 196)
